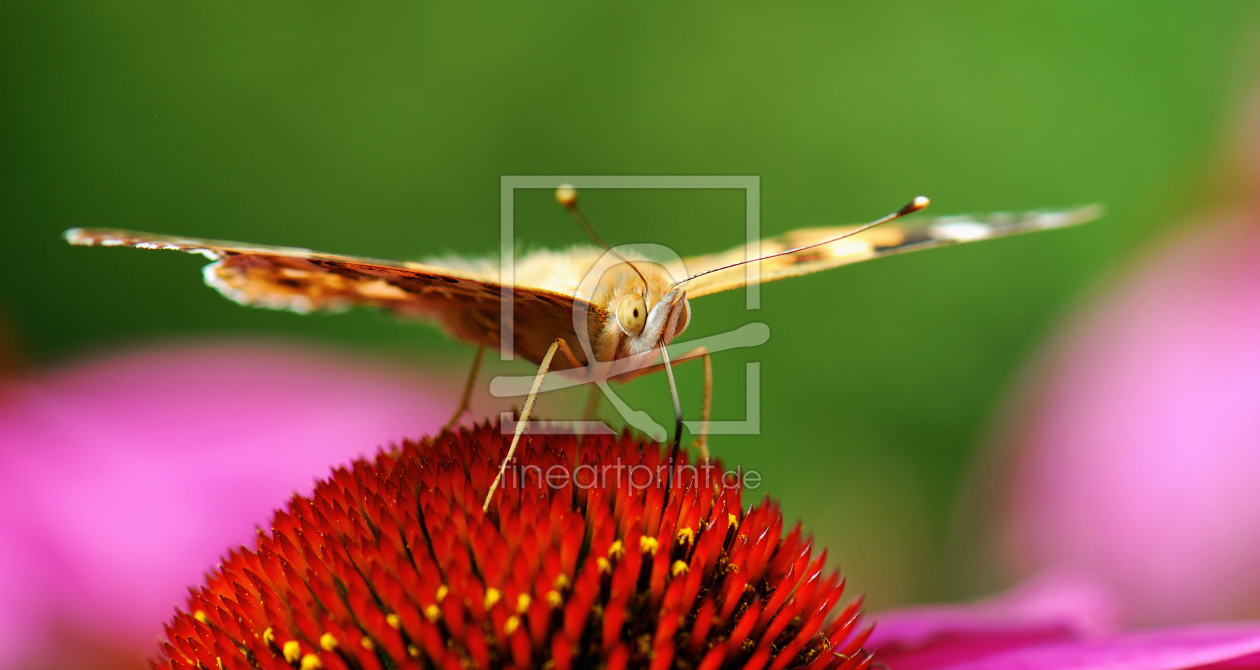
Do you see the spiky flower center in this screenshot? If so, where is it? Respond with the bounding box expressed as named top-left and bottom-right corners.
top-left (158, 422), bottom-right (869, 670)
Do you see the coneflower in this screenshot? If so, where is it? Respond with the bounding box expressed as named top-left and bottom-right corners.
top-left (156, 421), bottom-right (869, 670)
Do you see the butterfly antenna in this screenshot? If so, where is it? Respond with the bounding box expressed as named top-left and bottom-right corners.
top-left (672, 196), bottom-right (930, 288)
top-left (556, 185), bottom-right (649, 286)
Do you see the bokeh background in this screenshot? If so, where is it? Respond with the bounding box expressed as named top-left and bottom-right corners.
top-left (4, 0), bottom-right (1260, 649)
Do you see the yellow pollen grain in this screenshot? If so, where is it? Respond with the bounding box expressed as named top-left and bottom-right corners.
top-left (728, 513), bottom-right (738, 527)
top-left (546, 590), bottom-right (563, 608)
top-left (262, 627), bottom-right (275, 646)
top-left (282, 640), bottom-right (301, 663)
top-left (436, 585), bottom-right (449, 602)
top-left (407, 645), bottom-right (420, 657)
top-left (193, 610), bottom-right (208, 623)
top-left (484, 588), bottom-right (502, 609)
top-left (597, 557), bottom-right (611, 573)
top-left (424, 604), bottom-right (441, 622)
top-left (517, 594), bottom-right (532, 613)
top-left (607, 540), bottom-right (625, 559)
top-left (505, 616), bottom-right (520, 635)
top-left (640, 536), bottom-right (659, 555)
top-left (360, 637), bottom-right (375, 651)
top-left (554, 574), bottom-right (570, 589)
top-left (300, 654), bottom-right (322, 670)
top-left (216, 657), bottom-right (223, 670)
top-left (676, 528), bottom-right (695, 545)
top-left (671, 560), bottom-right (689, 577)
top-left (386, 613), bottom-right (400, 629)
top-left (319, 633), bottom-right (337, 651)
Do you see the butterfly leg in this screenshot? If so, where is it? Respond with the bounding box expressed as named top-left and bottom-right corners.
top-left (612, 346), bottom-right (713, 460)
top-left (442, 340), bottom-right (487, 433)
top-left (483, 338), bottom-right (580, 512)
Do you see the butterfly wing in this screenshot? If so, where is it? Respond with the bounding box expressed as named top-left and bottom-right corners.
top-left (678, 205), bottom-right (1101, 298)
top-left (64, 228), bottom-right (600, 368)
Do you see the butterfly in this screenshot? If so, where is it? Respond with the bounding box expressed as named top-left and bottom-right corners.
top-left (65, 188), bottom-right (1099, 508)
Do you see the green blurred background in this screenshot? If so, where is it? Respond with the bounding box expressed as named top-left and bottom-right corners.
top-left (3, 2), bottom-right (1259, 609)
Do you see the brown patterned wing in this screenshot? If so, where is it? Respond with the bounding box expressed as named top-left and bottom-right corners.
top-left (64, 228), bottom-right (600, 369)
top-left (678, 205), bottom-right (1101, 298)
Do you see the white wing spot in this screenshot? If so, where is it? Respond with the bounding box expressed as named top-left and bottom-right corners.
top-left (929, 221), bottom-right (992, 242)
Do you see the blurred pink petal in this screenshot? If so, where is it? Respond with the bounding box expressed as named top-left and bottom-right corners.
top-left (0, 339), bottom-right (447, 667)
top-left (991, 86), bottom-right (1260, 626)
top-left (998, 212), bottom-right (1260, 625)
top-left (871, 577), bottom-right (1260, 670)
top-left (888, 625), bottom-right (1260, 670)
top-left (871, 571), bottom-right (1118, 659)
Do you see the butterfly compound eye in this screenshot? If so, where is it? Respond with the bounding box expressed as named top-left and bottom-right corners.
top-left (616, 294), bottom-right (647, 335)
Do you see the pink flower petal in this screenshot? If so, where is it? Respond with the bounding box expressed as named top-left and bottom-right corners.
top-left (871, 577), bottom-right (1260, 670)
top-left (1001, 213), bottom-right (1260, 624)
top-left (931, 624), bottom-right (1260, 670)
top-left (870, 572), bottom-right (1120, 670)
top-left (0, 339), bottom-right (449, 666)
top-left (995, 83), bottom-right (1260, 626)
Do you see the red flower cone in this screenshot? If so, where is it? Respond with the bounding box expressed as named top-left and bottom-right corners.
top-left (155, 422), bottom-right (868, 670)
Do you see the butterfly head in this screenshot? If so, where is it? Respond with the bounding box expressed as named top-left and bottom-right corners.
top-left (594, 264), bottom-right (691, 361)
